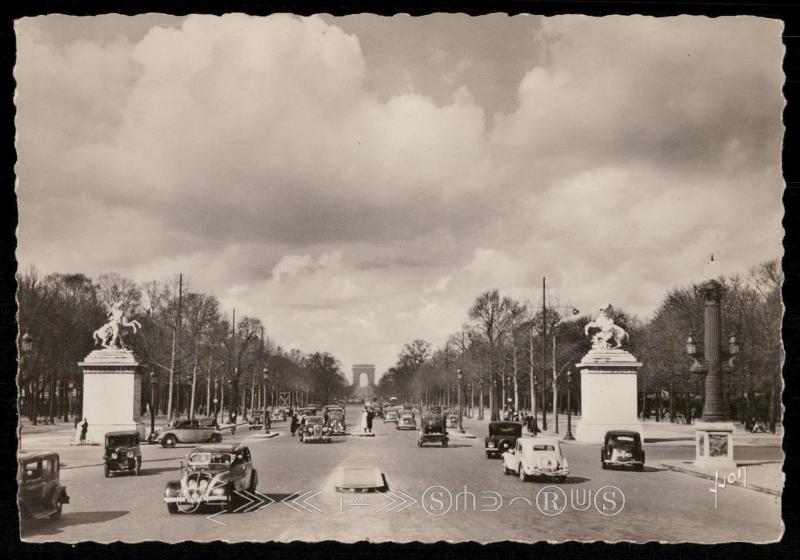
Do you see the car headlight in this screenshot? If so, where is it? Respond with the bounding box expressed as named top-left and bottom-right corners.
top-left (127, 451), bottom-right (134, 458)
top-left (111, 452), bottom-right (118, 459)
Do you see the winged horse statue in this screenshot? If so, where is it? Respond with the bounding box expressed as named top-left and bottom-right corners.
top-left (93, 301), bottom-right (142, 349)
top-left (584, 303), bottom-right (628, 349)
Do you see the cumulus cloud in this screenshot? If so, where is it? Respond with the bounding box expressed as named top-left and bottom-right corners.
top-left (15, 14), bottom-right (784, 375)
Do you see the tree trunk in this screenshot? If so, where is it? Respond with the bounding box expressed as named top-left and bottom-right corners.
top-left (206, 354), bottom-right (212, 417)
top-left (189, 340), bottom-right (199, 421)
top-left (513, 344), bottom-right (519, 413)
top-left (167, 330), bottom-right (176, 422)
top-left (529, 327), bottom-right (536, 418)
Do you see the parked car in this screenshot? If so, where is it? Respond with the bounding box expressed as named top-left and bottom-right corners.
top-left (502, 437), bottom-right (569, 482)
top-left (103, 430), bottom-right (142, 477)
top-left (249, 411), bottom-right (265, 430)
top-left (397, 411), bottom-right (417, 430)
top-left (299, 416), bottom-right (333, 443)
top-left (373, 406), bottom-right (384, 419)
top-left (328, 409), bottom-right (347, 435)
top-left (601, 430), bottom-right (645, 471)
top-left (446, 413), bottom-right (459, 428)
top-left (485, 421), bottom-right (523, 458)
top-left (163, 444), bottom-right (257, 513)
top-left (418, 413), bottom-right (449, 447)
top-left (297, 406), bottom-right (317, 418)
top-left (270, 408), bottom-right (287, 421)
top-left (384, 408), bottom-right (400, 423)
top-left (18, 451), bottom-right (70, 520)
top-left (155, 420), bottom-right (222, 448)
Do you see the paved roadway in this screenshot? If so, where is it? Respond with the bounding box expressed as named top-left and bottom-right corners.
top-left (21, 405), bottom-right (782, 543)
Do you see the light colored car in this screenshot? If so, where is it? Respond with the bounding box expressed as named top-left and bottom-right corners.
top-left (155, 419), bottom-right (222, 448)
top-left (502, 437), bottom-right (569, 482)
top-left (397, 411), bottom-right (416, 430)
top-left (384, 408), bottom-right (399, 423)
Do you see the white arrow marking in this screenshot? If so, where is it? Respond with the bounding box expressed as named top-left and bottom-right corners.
top-left (376, 490), bottom-right (400, 513)
top-left (393, 489), bottom-right (417, 512)
top-left (300, 490), bottom-right (323, 512)
top-left (282, 493), bottom-right (305, 513)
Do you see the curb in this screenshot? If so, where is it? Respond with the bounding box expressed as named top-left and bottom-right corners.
top-left (452, 432), bottom-right (477, 439)
top-left (658, 462), bottom-right (782, 497)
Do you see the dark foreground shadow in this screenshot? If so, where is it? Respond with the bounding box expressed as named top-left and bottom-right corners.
top-left (21, 510), bottom-right (129, 538)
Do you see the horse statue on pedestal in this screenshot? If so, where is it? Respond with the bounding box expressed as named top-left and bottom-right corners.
top-left (584, 303), bottom-right (628, 349)
top-left (93, 301), bottom-right (142, 349)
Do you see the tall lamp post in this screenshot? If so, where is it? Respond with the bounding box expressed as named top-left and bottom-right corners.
top-left (564, 370), bottom-right (575, 441)
top-left (685, 271), bottom-right (740, 469)
top-left (457, 369), bottom-right (465, 433)
top-left (262, 368), bottom-right (270, 434)
top-left (20, 331), bottom-right (34, 450)
top-left (478, 379), bottom-right (484, 420)
top-left (149, 372), bottom-right (156, 442)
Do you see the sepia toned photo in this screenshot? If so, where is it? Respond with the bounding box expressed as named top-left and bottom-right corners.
top-left (14, 13), bottom-right (784, 543)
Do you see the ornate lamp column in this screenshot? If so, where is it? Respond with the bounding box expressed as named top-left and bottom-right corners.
top-left (686, 273), bottom-right (739, 470)
top-left (564, 369), bottom-right (575, 441)
top-left (262, 368), bottom-right (270, 434)
top-left (457, 369), bottom-right (465, 433)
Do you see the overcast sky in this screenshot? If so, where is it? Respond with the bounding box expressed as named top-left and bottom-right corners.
top-left (15, 14), bottom-right (784, 380)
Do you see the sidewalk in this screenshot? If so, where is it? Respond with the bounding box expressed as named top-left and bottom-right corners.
top-left (658, 459), bottom-right (784, 496)
top-left (459, 409), bottom-right (783, 446)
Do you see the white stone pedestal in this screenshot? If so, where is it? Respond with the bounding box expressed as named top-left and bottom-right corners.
top-left (575, 348), bottom-right (643, 443)
top-left (694, 422), bottom-right (736, 470)
top-left (78, 348), bottom-right (145, 443)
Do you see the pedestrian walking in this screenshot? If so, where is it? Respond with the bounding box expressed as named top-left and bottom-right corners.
top-left (290, 412), bottom-right (298, 436)
top-left (366, 407), bottom-right (374, 434)
top-left (231, 411), bottom-right (237, 435)
top-left (361, 407), bottom-right (369, 433)
top-left (80, 418), bottom-right (89, 444)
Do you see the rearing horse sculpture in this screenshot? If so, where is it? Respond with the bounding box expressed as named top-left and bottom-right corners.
top-left (93, 302), bottom-right (141, 349)
top-left (584, 303), bottom-right (628, 349)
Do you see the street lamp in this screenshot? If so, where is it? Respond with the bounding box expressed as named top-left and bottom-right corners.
top-left (149, 372), bottom-right (156, 442)
top-left (457, 369), bottom-right (465, 433)
top-left (478, 378), bottom-right (484, 420)
top-left (262, 368), bottom-right (270, 434)
top-left (19, 331), bottom-right (34, 449)
top-left (564, 370), bottom-right (575, 441)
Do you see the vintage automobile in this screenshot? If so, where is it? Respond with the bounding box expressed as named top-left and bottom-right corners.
top-left (502, 437), bottom-right (569, 482)
top-left (383, 407), bottom-right (400, 423)
top-left (297, 406), bottom-right (318, 418)
top-left (373, 405), bottom-right (384, 419)
top-left (418, 413), bottom-right (449, 447)
top-left (327, 409), bottom-right (347, 435)
top-left (601, 430), bottom-right (645, 471)
top-left (484, 421), bottom-right (523, 458)
top-left (164, 444), bottom-right (258, 513)
top-left (299, 416), bottom-right (333, 443)
top-left (248, 411), bottom-right (265, 430)
top-left (446, 413), bottom-right (459, 428)
top-left (103, 430), bottom-right (142, 477)
top-left (270, 408), bottom-right (287, 421)
top-left (155, 419), bottom-right (223, 448)
top-left (397, 411), bottom-right (417, 430)
top-left (429, 405), bottom-right (443, 415)
top-left (18, 451), bottom-right (70, 520)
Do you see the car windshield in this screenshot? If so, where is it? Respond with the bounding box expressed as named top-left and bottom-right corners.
top-left (489, 423), bottom-right (522, 436)
top-left (108, 436), bottom-right (138, 447)
top-left (189, 452), bottom-right (234, 465)
top-left (533, 444), bottom-right (556, 451)
top-left (611, 435), bottom-right (636, 443)
top-left (306, 417), bottom-right (324, 425)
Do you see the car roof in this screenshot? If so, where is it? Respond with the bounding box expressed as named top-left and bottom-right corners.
top-left (191, 444), bottom-right (244, 453)
top-left (521, 436), bottom-right (560, 446)
top-left (18, 450), bottom-right (60, 462)
top-left (106, 430), bottom-right (140, 437)
top-left (607, 430), bottom-right (640, 436)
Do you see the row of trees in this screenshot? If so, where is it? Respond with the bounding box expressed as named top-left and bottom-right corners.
top-left (16, 267), bottom-right (351, 425)
top-left (377, 259), bottom-right (783, 430)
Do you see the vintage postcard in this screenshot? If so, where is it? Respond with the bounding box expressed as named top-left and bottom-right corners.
top-left (14, 13), bottom-right (784, 543)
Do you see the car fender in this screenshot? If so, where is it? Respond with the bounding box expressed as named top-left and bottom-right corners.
top-left (164, 480), bottom-right (182, 497)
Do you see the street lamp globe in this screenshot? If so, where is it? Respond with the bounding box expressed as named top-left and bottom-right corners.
top-left (262, 367), bottom-right (269, 381)
top-left (685, 334), bottom-right (698, 357)
top-left (728, 335), bottom-right (740, 356)
top-left (457, 368), bottom-right (463, 382)
top-left (21, 331), bottom-right (33, 354)
top-left (149, 371), bottom-right (156, 387)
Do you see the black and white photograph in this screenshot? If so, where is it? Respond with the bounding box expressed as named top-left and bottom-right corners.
top-left (13, 12), bottom-right (785, 543)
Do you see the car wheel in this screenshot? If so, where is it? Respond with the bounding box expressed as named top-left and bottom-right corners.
top-left (519, 465), bottom-right (529, 482)
top-left (167, 502), bottom-right (179, 514)
top-left (636, 463), bottom-right (644, 472)
top-left (162, 435), bottom-right (177, 448)
top-left (558, 475), bottom-right (567, 483)
top-left (210, 433), bottom-right (222, 443)
top-left (602, 462), bottom-right (607, 470)
top-left (49, 496), bottom-right (63, 520)
top-left (503, 461), bottom-right (511, 475)
top-left (249, 470), bottom-right (259, 492)
top-left (104, 464), bottom-right (110, 478)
